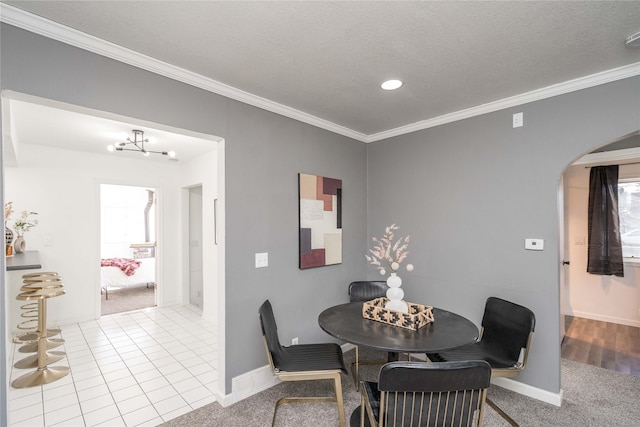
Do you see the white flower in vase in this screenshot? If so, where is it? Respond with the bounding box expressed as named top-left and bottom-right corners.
top-left (365, 224), bottom-right (415, 312)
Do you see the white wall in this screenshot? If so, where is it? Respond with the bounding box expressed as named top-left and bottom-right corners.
top-left (179, 149), bottom-right (218, 323)
top-left (564, 162), bottom-right (640, 327)
top-left (4, 143), bottom-right (185, 330)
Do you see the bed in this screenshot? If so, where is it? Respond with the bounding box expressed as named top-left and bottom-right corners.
top-left (101, 257), bottom-right (156, 299)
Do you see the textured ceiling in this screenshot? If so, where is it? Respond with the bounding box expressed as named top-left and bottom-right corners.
top-left (2, 1), bottom-right (640, 139)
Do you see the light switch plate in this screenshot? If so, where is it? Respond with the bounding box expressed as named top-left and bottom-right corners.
top-left (255, 252), bottom-right (269, 268)
top-left (513, 112), bottom-right (523, 128)
top-left (525, 238), bottom-right (544, 251)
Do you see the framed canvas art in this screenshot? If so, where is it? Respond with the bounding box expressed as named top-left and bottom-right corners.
top-left (299, 173), bottom-right (342, 269)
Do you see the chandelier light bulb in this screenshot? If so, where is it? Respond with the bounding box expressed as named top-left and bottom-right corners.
top-left (142, 150), bottom-right (150, 157)
top-left (107, 144), bottom-right (115, 152)
top-left (168, 151), bottom-right (176, 158)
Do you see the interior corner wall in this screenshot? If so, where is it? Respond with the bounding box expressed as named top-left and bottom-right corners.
top-left (365, 76), bottom-right (640, 394)
top-left (563, 162), bottom-right (640, 326)
top-left (0, 23), bottom-right (368, 395)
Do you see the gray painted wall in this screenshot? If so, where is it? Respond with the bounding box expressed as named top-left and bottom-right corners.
top-left (1, 21), bottom-right (639, 404)
top-left (366, 77), bottom-right (640, 392)
top-left (0, 24), bottom-right (368, 396)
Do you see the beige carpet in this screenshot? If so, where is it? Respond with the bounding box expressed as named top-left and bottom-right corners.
top-left (101, 282), bottom-right (155, 315)
top-left (163, 347), bottom-right (640, 426)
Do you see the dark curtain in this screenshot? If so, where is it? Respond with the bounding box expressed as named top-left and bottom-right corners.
top-left (587, 165), bottom-right (624, 277)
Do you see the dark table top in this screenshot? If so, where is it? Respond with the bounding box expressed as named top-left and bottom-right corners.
top-left (6, 251), bottom-right (42, 271)
top-left (318, 302), bottom-right (479, 354)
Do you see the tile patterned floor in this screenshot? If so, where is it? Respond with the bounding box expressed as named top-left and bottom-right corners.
top-left (8, 305), bottom-right (217, 426)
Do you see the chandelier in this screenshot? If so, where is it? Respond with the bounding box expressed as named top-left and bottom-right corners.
top-left (107, 130), bottom-right (176, 158)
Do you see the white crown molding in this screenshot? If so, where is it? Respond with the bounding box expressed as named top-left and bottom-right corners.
top-left (367, 62), bottom-right (640, 143)
top-left (2, 3), bottom-right (639, 144)
top-left (0, 4), bottom-right (368, 142)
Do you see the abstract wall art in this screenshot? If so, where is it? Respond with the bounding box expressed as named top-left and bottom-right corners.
top-left (298, 173), bottom-right (342, 269)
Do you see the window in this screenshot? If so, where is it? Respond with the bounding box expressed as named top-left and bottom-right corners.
top-left (619, 180), bottom-right (640, 258)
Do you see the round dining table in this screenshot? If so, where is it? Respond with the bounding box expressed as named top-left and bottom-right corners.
top-left (318, 301), bottom-right (479, 360)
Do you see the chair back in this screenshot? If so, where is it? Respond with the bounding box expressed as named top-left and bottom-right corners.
top-left (376, 360), bottom-right (491, 426)
top-left (480, 297), bottom-right (536, 368)
top-left (259, 300), bottom-right (285, 373)
top-left (348, 281), bottom-right (387, 302)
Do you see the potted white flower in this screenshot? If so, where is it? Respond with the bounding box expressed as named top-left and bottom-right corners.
top-left (13, 210), bottom-right (38, 253)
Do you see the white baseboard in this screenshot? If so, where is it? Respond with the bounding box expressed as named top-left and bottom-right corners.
top-left (491, 377), bottom-right (563, 407)
top-left (227, 343), bottom-right (563, 409)
top-left (570, 311), bottom-right (640, 328)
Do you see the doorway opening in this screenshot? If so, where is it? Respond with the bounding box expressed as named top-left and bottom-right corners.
top-left (560, 131), bottom-right (640, 376)
top-left (100, 183), bottom-right (158, 315)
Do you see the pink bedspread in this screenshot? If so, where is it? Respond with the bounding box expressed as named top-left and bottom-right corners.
top-left (100, 258), bottom-right (141, 276)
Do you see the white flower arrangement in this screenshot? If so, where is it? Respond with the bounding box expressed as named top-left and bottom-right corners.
top-left (365, 224), bottom-right (414, 275)
top-left (14, 210), bottom-right (38, 237)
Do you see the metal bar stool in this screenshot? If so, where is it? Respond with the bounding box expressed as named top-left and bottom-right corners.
top-left (11, 273), bottom-right (69, 388)
top-left (14, 273), bottom-right (63, 346)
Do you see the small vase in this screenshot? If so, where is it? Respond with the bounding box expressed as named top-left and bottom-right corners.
top-left (385, 273), bottom-right (408, 313)
top-left (5, 225), bottom-right (14, 257)
top-left (14, 236), bottom-right (25, 253)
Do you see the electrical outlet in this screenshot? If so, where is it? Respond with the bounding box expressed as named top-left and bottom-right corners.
top-left (292, 337), bottom-right (298, 345)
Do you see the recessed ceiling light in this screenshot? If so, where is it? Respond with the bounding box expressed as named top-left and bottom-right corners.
top-left (381, 79), bottom-right (403, 90)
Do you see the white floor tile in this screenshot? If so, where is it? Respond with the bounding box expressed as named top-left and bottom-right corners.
top-left (172, 377), bottom-right (202, 394)
top-left (135, 416), bottom-right (164, 427)
top-left (133, 368), bottom-right (162, 383)
top-left (153, 394), bottom-right (189, 416)
top-left (180, 385), bottom-right (214, 405)
top-left (8, 304), bottom-right (217, 427)
top-left (121, 405), bottom-right (160, 426)
top-left (111, 384), bottom-right (145, 403)
top-left (10, 414), bottom-right (45, 426)
top-left (9, 390), bottom-right (43, 411)
top-left (161, 405), bottom-right (193, 422)
top-left (43, 382), bottom-right (76, 400)
top-left (43, 391), bottom-right (80, 413)
top-left (145, 385), bottom-right (178, 404)
top-left (10, 404), bottom-right (45, 424)
top-left (76, 383), bottom-right (111, 402)
top-left (139, 376), bottom-right (170, 394)
top-left (116, 394), bottom-right (152, 415)
top-left (187, 361), bottom-right (214, 376)
top-left (80, 392), bottom-right (116, 414)
top-left (83, 404), bottom-right (122, 426)
top-left (164, 369), bottom-right (194, 385)
top-left (44, 402), bottom-right (82, 425)
top-left (107, 375), bottom-right (139, 392)
top-left (71, 366), bottom-right (103, 382)
top-left (74, 375), bottom-right (107, 391)
top-left (190, 394), bottom-right (217, 410)
top-left (50, 415), bottom-right (86, 426)
top-left (103, 368), bottom-right (134, 383)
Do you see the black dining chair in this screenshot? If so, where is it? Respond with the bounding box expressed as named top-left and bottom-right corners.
top-left (259, 299), bottom-right (348, 427)
top-left (426, 297), bottom-right (536, 427)
top-left (348, 281), bottom-right (389, 389)
top-left (351, 360), bottom-right (492, 427)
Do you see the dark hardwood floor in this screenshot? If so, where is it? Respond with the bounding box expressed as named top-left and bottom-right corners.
top-left (562, 315), bottom-right (640, 377)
